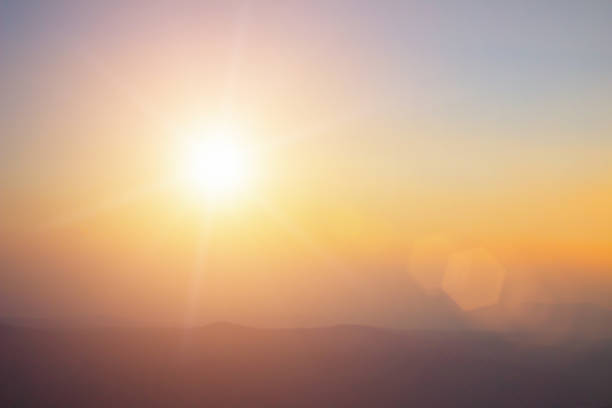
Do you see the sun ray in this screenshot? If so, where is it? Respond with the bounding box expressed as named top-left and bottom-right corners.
top-left (218, 2), bottom-right (252, 122)
top-left (38, 180), bottom-right (167, 232)
top-left (181, 205), bottom-right (214, 351)
top-left (254, 195), bottom-right (350, 274)
top-left (78, 46), bottom-right (174, 135)
top-left (260, 109), bottom-right (371, 160)
top-left (181, 3), bottom-right (250, 343)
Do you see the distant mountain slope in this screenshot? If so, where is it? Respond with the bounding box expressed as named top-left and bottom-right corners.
top-left (0, 272), bottom-right (469, 331)
top-left (1, 323), bottom-right (612, 407)
top-left (275, 271), bottom-right (468, 330)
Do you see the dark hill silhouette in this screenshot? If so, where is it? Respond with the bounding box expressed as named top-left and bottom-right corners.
top-left (1, 323), bottom-right (612, 407)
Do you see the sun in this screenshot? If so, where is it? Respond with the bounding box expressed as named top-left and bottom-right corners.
top-left (177, 123), bottom-right (254, 201)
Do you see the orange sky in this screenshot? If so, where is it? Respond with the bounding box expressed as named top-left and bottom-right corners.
top-left (1, 1), bottom-right (612, 325)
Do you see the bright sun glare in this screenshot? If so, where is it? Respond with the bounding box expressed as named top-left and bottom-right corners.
top-left (178, 123), bottom-right (253, 201)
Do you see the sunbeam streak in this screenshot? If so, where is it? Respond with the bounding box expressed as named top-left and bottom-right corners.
top-left (184, 218), bottom-right (212, 328)
top-left (218, 2), bottom-right (251, 121)
top-left (38, 181), bottom-right (167, 231)
top-left (182, 3), bottom-right (250, 343)
top-left (79, 47), bottom-right (174, 136)
top-left (254, 195), bottom-right (350, 274)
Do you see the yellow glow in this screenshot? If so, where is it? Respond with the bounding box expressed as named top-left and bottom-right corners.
top-left (177, 123), bottom-right (254, 201)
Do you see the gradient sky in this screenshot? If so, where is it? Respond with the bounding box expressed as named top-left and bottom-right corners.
top-left (1, 1), bottom-right (612, 325)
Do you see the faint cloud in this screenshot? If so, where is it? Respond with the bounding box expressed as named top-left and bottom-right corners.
top-left (408, 234), bottom-right (454, 291)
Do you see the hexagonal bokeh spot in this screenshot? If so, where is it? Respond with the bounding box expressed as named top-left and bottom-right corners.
top-left (442, 248), bottom-right (505, 310)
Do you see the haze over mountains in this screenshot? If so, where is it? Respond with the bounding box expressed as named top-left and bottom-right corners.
top-left (470, 302), bottom-right (612, 342)
top-left (4, 246), bottom-right (611, 407)
top-left (2, 322), bottom-right (612, 407)
top-left (4, 278), bottom-right (612, 342)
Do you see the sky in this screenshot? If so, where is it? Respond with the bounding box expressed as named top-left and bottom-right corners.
top-left (1, 0), bottom-right (612, 326)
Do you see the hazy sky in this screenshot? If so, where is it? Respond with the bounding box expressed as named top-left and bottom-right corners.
top-left (1, 1), bottom-right (611, 324)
